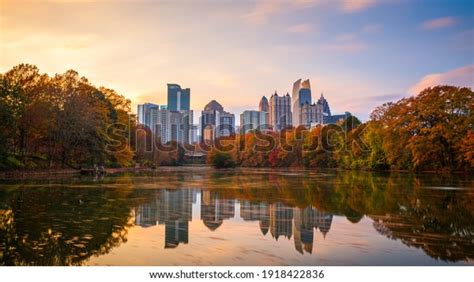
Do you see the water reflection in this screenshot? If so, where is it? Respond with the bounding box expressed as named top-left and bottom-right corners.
top-left (0, 169), bottom-right (473, 265)
top-left (134, 189), bottom-right (194, 248)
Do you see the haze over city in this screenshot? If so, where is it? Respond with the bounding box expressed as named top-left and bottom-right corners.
top-left (1, 0), bottom-right (473, 121)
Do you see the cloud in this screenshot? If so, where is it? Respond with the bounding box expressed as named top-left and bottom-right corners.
top-left (341, 0), bottom-right (377, 13)
top-left (243, 1), bottom-right (380, 24)
top-left (242, 0), bottom-right (322, 25)
top-left (421, 16), bottom-right (456, 30)
top-left (285, 23), bottom-right (313, 34)
top-left (409, 65), bottom-right (474, 95)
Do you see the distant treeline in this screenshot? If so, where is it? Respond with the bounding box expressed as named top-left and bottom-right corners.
top-left (208, 85), bottom-right (473, 172)
top-left (1, 64), bottom-right (473, 171)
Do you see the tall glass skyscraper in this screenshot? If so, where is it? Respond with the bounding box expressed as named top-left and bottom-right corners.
top-left (292, 79), bottom-right (312, 126)
top-left (167, 83), bottom-right (190, 111)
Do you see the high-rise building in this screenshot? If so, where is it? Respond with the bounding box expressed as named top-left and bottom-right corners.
top-left (240, 110), bottom-right (267, 134)
top-left (292, 79), bottom-right (312, 127)
top-left (190, 124), bottom-right (199, 144)
top-left (200, 100), bottom-right (235, 142)
top-left (167, 83), bottom-right (190, 111)
top-left (156, 109), bottom-right (193, 144)
top-left (301, 102), bottom-right (324, 128)
top-left (259, 96), bottom-right (270, 129)
top-left (259, 96), bottom-right (269, 112)
top-left (317, 93), bottom-right (331, 117)
top-left (137, 103), bottom-right (159, 131)
top-left (137, 103), bottom-right (193, 144)
top-left (316, 93), bottom-right (351, 125)
top-left (269, 92), bottom-right (292, 131)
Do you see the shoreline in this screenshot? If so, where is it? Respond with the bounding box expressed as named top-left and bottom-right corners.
top-left (0, 165), bottom-right (471, 180)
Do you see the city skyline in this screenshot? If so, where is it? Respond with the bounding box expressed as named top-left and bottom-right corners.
top-left (1, 0), bottom-right (473, 121)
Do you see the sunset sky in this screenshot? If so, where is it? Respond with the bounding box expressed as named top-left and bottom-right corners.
top-left (1, 0), bottom-right (473, 121)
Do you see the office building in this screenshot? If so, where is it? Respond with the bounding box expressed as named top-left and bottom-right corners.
top-left (269, 92), bottom-right (292, 131)
top-left (167, 84), bottom-right (190, 111)
top-left (316, 93), bottom-right (331, 117)
top-left (240, 110), bottom-right (267, 134)
top-left (292, 79), bottom-right (312, 127)
top-left (200, 100), bottom-right (235, 142)
top-left (301, 102), bottom-right (324, 128)
top-left (137, 103), bottom-right (159, 131)
top-left (137, 103), bottom-right (193, 144)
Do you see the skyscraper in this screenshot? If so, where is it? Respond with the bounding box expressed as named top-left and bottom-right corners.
top-left (240, 110), bottom-right (267, 134)
top-left (137, 103), bottom-right (159, 132)
top-left (317, 93), bottom-right (331, 117)
top-left (269, 92), bottom-right (292, 131)
top-left (316, 93), bottom-right (350, 124)
top-left (259, 96), bottom-right (269, 112)
top-left (259, 96), bottom-right (270, 129)
top-left (137, 103), bottom-right (193, 144)
top-left (292, 79), bottom-right (312, 127)
top-left (156, 109), bottom-right (193, 144)
top-left (301, 102), bottom-right (323, 128)
top-left (167, 83), bottom-right (190, 111)
top-left (200, 100), bottom-right (235, 142)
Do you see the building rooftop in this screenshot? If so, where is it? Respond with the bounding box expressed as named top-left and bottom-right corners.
top-left (204, 100), bottom-right (224, 112)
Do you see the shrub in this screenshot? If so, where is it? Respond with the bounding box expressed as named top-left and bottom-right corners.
top-left (210, 152), bottom-right (236, 169)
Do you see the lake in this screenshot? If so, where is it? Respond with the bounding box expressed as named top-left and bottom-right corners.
top-left (0, 168), bottom-right (473, 266)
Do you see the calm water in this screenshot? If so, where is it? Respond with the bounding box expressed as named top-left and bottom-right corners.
top-left (0, 168), bottom-right (473, 266)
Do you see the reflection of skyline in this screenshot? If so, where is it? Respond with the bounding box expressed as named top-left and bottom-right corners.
top-left (134, 190), bottom-right (333, 254)
top-left (201, 190), bottom-right (235, 231)
top-left (241, 200), bottom-right (333, 254)
top-left (135, 189), bottom-right (194, 248)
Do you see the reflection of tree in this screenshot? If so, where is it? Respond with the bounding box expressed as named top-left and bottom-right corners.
top-left (0, 187), bottom-right (142, 266)
top-left (1, 170), bottom-right (472, 264)
top-left (204, 170), bottom-right (473, 262)
top-left (371, 189), bottom-right (474, 262)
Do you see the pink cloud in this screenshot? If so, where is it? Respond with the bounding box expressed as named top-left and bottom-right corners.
top-left (285, 23), bottom-right (313, 34)
top-left (242, 0), bottom-right (322, 25)
top-left (421, 17), bottom-right (456, 30)
top-left (341, 0), bottom-right (377, 13)
top-left (409, 65), bottom-right (474, 95)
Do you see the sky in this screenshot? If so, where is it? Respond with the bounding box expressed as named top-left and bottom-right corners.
top-left (1, 0), bottom-right (473, 122)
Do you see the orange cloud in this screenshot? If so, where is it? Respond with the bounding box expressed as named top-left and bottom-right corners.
top-left (242, 0), bottom-right (322, 25)
top-left (421, 17), bottom-right (456, 30)
top-left (409, 65), bottom-right (474, 95)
